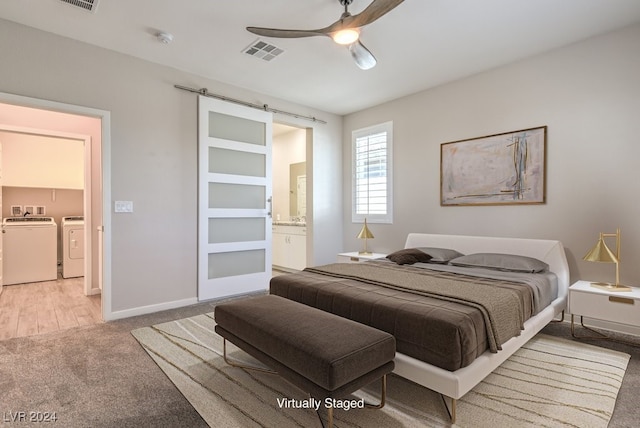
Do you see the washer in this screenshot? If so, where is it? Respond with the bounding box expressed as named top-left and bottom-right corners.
top-left (62, 216), bottom-right (84, 278)
top-left (2, 217), bottom-right (58, 285)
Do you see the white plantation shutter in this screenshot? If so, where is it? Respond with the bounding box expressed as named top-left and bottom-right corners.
top-left (352, 122), bottom-right (393, 223)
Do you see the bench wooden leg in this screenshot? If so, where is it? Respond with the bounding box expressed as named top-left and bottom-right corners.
top-left (222, 338), bottom-right (277, 375)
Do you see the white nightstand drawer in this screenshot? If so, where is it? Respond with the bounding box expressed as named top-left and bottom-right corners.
top-left (571, 289), bottom-right (640, 327)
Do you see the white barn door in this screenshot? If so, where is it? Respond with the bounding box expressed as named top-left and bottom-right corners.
top-left (198, 96), bottom-right (273, 301)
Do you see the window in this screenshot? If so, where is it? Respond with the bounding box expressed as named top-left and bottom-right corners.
top-left (352, 121), bottom-right (393, 224)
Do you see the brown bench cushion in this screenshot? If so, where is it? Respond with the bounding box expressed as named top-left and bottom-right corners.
top-left (214, 294), bottom-right (395, 394)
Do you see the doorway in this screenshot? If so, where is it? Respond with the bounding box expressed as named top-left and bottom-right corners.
top-left (272, 123), bottom-right (309, 272)
top-left (0, 130), bottom-right (90, 290)
top-left (0, 92), bottom-right (111, 335)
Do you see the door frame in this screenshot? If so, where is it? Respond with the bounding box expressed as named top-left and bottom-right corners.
top-left (0, 91), bottom-right (112, 320)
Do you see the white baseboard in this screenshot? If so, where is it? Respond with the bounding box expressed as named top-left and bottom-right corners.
top-left (105, 297), bottom-right (199, 321)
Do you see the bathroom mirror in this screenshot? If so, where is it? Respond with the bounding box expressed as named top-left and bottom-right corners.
top-left (289, 162), bottom-right (306, 218)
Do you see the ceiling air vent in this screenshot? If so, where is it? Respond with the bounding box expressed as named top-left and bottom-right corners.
top-left (243, 39), bottom-right (284, 62)
top-left (59, 0), bottom-right (100, 13)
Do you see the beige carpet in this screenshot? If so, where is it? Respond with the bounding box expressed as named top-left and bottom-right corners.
top-left (132, 313), bottom-right (630, 428)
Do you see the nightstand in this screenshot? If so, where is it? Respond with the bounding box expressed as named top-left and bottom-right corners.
top-left (337, 252), bottom-right (387, 263)
top-left (569, 280), bottom-right (640, 345)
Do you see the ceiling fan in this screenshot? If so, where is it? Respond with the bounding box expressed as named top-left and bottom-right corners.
top-left (246, 0), bottom-right (405, 70)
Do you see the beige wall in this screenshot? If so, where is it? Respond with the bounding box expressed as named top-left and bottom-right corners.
top-left (343, 23), bottom-right (640, 286)
top-left (0, 18), bottom-right (343, 317)
top-left (0, 132), bottom-right (84, 189)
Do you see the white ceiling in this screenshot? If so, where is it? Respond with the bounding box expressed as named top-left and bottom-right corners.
top-left (2, 0), bottom-right (640, 116)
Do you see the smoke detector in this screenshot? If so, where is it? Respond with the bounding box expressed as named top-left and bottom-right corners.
top-left (156, 32), bottom-right (174, 44)
top-left (58, 0), bottom-right (100, 13)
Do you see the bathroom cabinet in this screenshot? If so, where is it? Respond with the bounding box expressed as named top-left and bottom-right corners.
top-left (272, 224), bottom-right (306, 271)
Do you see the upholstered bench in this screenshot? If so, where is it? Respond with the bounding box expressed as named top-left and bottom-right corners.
top-left (214, 294), bottom-right (396, 427)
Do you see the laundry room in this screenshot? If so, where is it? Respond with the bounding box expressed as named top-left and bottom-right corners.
top-left (1, 131), bottom-right (85, 284)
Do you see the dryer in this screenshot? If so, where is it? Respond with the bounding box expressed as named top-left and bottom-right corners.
top-left (62, 216), bottom-right (84, 278)
top-left (2, 217), bottom-right (58, 285)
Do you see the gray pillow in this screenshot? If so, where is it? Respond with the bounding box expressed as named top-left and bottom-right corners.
top-left (416, 247), bottom-right (464, 264)
top-left (449, 253), bottom-right (548, 273)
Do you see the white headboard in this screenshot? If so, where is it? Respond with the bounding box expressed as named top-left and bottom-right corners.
top-left (404, 233), bottom-right (570, 298)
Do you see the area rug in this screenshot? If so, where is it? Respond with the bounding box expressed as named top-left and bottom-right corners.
top-left (132, 313), bottom-right (630, 428)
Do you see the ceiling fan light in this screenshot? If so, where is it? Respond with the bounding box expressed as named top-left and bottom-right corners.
top-left (332, 28), bottom-right (359, 45)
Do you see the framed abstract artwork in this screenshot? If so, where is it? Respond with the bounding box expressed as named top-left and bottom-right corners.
top-left (441, 126), bottom-right (547, 206)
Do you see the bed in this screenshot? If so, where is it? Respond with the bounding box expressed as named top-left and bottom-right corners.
top-left (269, 233), bottom-right (569, 420)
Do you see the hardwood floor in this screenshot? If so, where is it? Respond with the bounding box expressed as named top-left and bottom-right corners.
top-left (0, 275), bottom-right (101, 340)
top-left (0, 271), bottom-right (288, 341)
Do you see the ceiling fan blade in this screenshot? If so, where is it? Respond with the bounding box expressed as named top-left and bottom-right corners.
top-left (249, 17), bottom-right (353, 39)
top-left (348, 41), bottom-right (377, 70)
top-left (319, 0), bottom-right (405, 33)
top-left (349, 0), bottom-right (405, 28)
top-left (246, 27), bottom-right (325, 39)
top-left (248, 0), bottom-right (405, 39)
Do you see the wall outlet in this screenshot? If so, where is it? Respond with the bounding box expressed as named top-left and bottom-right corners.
top-left (114, 200), bottom-right (134, 213)
top-left (35, 206), bottom-right (46, 216)
top-left (24, 205), bottom-right (35, 215)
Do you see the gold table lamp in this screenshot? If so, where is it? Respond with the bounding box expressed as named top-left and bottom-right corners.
top-left (582, 228), bottom-right (631, 292)
top-left (357, 219), bottom-right (374, 255)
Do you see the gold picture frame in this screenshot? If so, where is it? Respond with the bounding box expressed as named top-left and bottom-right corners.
top-left (440, 126), bottom-right (547, 206)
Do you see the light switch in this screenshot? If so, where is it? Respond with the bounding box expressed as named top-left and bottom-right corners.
top-left (114, 201), bottom-right (134, 213)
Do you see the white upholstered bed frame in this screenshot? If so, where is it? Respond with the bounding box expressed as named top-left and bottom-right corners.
top-left (393, 233), bottom-right (570, 417)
